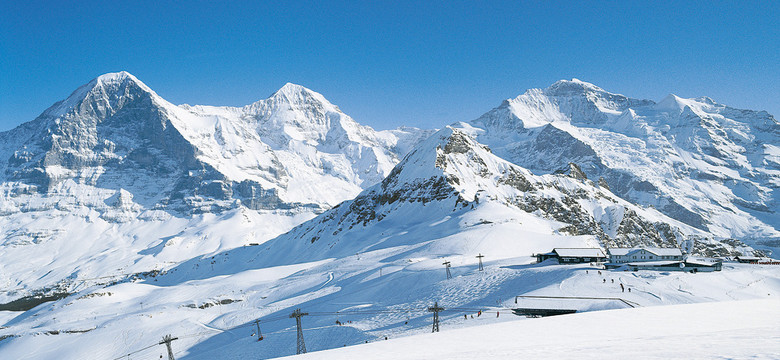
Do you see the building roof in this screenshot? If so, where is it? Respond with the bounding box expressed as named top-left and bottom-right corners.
top-left (607, 247), bottom-right (682, 257)
top-left (685, 258), bottom-right (722, 266)
top-left (607, 248), bottom-right (632, 256)
top-left (553, 248), bottom-right (606, 258)
top-left (627, 260), bottom-right (680, 267)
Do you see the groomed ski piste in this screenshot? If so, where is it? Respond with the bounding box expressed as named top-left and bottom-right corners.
top-left (278, 299), bottom-right (780, 360)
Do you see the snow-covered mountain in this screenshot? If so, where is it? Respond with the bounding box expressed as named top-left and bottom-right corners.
top-left (0, 72), bottom-right (432, 302)
top-left (468, 79), bottom-right (780, 255)
top-left (0, 72), bottom-right (430, 214)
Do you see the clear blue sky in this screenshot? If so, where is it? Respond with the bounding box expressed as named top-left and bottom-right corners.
top-left (1, 1), bottom-right (778, 131)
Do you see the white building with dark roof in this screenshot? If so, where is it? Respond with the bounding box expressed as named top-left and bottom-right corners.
top-left (607, 247), bottom-right (683, 264)
top-left (734, 256), bottom-right (761, 264)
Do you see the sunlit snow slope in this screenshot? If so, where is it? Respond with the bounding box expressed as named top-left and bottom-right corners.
top-left (281, 299), bottom-right (780, 360)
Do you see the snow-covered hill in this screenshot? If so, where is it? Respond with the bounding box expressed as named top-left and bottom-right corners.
top-left (0, 72), bottom-right (431, 303)
top-left (468, 79), bottom-right (780, 255)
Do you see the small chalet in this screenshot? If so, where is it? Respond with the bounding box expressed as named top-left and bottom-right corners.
top-left (607, 247), bottom-right (683, 264)
top-left (536, 248), bottom-right (607, 264)
top-left (734, 256), bottom-right (780, 265)
top-left (734, 256), bottom-right (761, 264)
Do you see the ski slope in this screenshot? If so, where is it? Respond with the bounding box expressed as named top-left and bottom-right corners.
top-left (1, 254), bottom-right (778, 359)
top-left (280, 299), bottom-right (780, 360)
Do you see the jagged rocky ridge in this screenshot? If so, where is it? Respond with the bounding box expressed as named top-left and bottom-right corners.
top-left (252, 127), bottom-right (750, 265)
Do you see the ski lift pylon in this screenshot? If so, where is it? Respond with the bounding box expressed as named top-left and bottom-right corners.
top-left (253, 320), bottom-right (264, 341)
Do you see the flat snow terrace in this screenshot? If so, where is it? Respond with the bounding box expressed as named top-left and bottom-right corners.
top-left (280, 299), bottom-right (780, 360)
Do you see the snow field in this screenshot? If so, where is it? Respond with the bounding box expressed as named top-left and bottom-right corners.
top-left (279, 299), bottom-right (780, 360)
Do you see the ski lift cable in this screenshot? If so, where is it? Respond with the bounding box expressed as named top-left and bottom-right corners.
top-left (102, 302), bottom-right (520, 360)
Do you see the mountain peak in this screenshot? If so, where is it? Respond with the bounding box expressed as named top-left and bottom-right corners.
top-left (92, 71), bottom-right (153, 93)
top-left (270, 82), bottom-right (317, 101)
top-left (277, 82), bottom-right (309, 93)
top-left (259, 82), bottom-right (340, 116)
top-left (41, 71), bottom-right (159, 119)
top-left (95, 70), bottom-right (133, 83)
top-left (544, 78), bottom-right (611, 97)
top-left (655, 93), bottom-right (695, 114)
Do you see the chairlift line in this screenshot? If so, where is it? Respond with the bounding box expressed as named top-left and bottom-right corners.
top-left (99, 302), bottom-right (522, 359)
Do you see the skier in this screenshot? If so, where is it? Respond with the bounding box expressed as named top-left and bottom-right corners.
top-left (496, 311), bottom-right (499, 318)
top-left (611, 279), bottom-right (614, 283)
top-left (620, 283), bottom-right (625, 292)
top-left (464, 314), bottom-right (468, 320)
top-left (603, 278), bottom-right (606, 283)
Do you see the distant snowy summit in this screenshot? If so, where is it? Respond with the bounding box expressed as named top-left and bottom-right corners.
top-left (466, 79), bottom-right (779, 254)
top-left (0, 71), bottom-right (433, 216)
